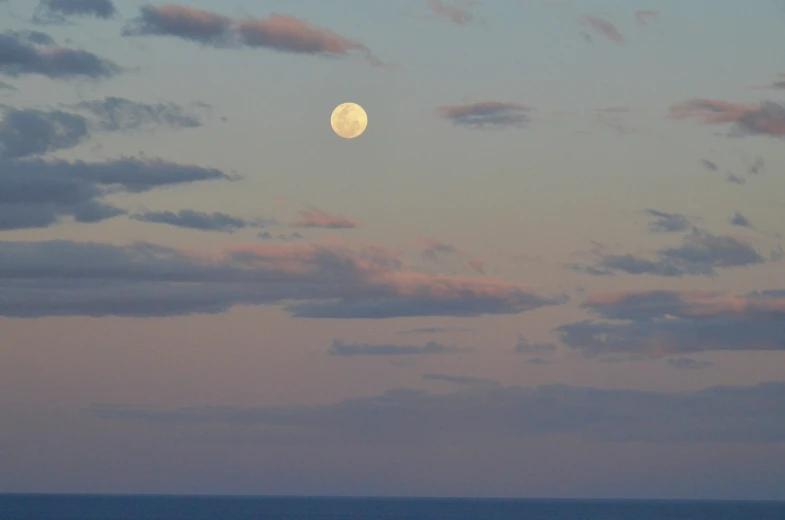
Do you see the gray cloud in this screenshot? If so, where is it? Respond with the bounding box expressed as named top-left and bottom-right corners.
top-left (329, 339), bottom-right (464, 356)
top-left (645, 209), bottom-right (693, 233)
top-left (0, 30), bottom-right (120, 79)
top-left (701, 159), bottom-right (718, 171)
top-left (259, 232), bottom-right (303, 241)
top-left (670, 99), bottom-right (785, 138)
top-left (730, 212), bottom-right (753, 228)
top-left (574, 228), bottom-right (767, 277)
top-left (668, 358), bottom-right (713, 370)
top-left (35, 0), bottom-right (116, 20)
top-left (396, 327), bottom-right (470, 335)
top-left (123, 5), bottom-right (383, 66)
top-left (727, 174), bottom-right (746, 185)
top-left (131, 210), bottom-right (265, 233)
top-left (525, 357), bottom-right (551, 365)
top-left (422, 373), bottom-right (500, 386)
top-left (0, 157), bottom-right (230, 230)
top-left (556, 289), bottom-right (785, 356)
top-left (436, 102), bottom-right (530, 129)
top-left (0, 106), bottom-right (88, 158)
top-left (68, 97), bottom-right (206, 132)
top-left (87, 381), bottom-right (785, 444)
top-left (0, 239), bottom-right (566, 318)
top-left (514, 333), bottom-right (557, 354)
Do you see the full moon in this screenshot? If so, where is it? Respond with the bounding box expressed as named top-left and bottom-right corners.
top-left (330, 102), bottom-right (368, 139)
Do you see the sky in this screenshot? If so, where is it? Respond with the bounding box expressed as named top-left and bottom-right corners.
top-left (1, 0), bottom-right (784, 500)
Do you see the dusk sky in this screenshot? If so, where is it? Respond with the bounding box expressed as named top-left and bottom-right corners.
top-left (1, 0), bottom-right (785, 500)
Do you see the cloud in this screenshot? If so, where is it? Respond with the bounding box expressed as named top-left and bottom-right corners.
top-left (292, 207), bottom-right (358, 229)
top-left (645, 209), bottom-right (693, 233)
top-left (0, 81), bottom-right (16, 91)
top-left (426, 0), bottom-right (478, 25)
top-left (35, 0), bottom-right (116, 20)
top-left (0, 107), bottom-right (88, 158)
top-left (556, 289), bottom-right (785, 356)
top-left (0, 157), bottom-right (230, 230)
top-left (416, 238), bottom-right (458, 263)
top-left (701, 159), bottom-right (718, 171)
top-left (436, 102), bottom-right (530, 129)
top-left (525, 357), bottom-right (551, 365)
top-left (422, 373), bottom-right (499, 386)
top-left (396, 327), bottom-right (470, 335)
top-left (68, 97), bottom-right (207, 132)
top-left (0, 239), bottom-right (567, 318)
top-left (259, 232), bottom-right (302, 241)
top-left (670, 99), bottom-right (785, 137)
top-left (573, 228), bottom-right (768, 277)
top-left (635, 10), bottom-right (658, 26)
top-left (87, 380), bottom-right (785, 444)
top-left (730, 212), bottom-right (753, 229)
top-left (329, 339), bottom-right (464, 356)
top-left (467, 258), bottom-right (485, 274)
top-left (131, 210), bottom-right (266, 233)
top-left (123, 5), bottom-right (383, 66)
top-left (515, 333), bottom-right (558, 354)
top-left (579, 15), bottom-right (624, 44)
top-left (0, 30), bottom-right (120, 79)
top-left (727, 174), bottom-right (746, 185)
top-left (668, 358), bottom-right (712, 370)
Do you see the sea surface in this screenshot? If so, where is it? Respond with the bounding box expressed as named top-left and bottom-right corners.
top-left (1, 495), bottom-right (785, 520)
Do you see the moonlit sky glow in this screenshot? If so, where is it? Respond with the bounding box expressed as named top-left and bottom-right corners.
top-left (1, 0), bottom-right (784, 500)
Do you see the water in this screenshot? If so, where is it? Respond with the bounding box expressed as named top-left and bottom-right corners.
top-left (1, 495), bottom-right (784, 520)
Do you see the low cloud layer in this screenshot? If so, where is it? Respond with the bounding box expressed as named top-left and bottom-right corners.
top-left (123, 5), bottom-right (383, 66)
top-left (436, 102), bottom-right (530, 129)
top-left (574, 228), bottom-right (769, 277)
top-left (88, 380), bottom-right (785, 444)
top-left (329, 339), bottom-right (464, 356)
top-left (670, 99), bottom-right (785, 137)
top-left (0, 157), bottom-right (230, 230)
top-left (0, 30), bottom-right (120, 79)
top-left (557, 289), bottom-right (785, 356)
top-left (292, 207), bottom-right (358, 229)
top-left (0, 239), bottom-right (566, 318)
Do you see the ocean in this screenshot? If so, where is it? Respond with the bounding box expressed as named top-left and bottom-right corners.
top-left (1, 495), bottom-right (784, 520)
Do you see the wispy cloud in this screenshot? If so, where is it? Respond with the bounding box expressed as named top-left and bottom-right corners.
top-left (0, 30), bottom-right (120, 79)
top-left (34, 0), bottom-right (117, 22)
top-left (396, 327), bottom-right (471, 335)
top-left (730, 212), bottom-right (753, 229)
top-left (0, 239), bottom-right (566, 318)
top-left (645, 209), bottom-right (693, 234)
top-left (573, 228), bottom-right (769, 277)
top-left (579, 15), bottom-right (625, 44)
top-left (292, 207), bottom-right (358, 229)
top-left (668, 358), bottom-right (712, 370)
top-left (635, 10), bottom-right (658, 26)
top-left (514, 333), bottom-right (557, 354)
top-left (557, 289), bottom-right (785, 356)
top-left (329, 339), bottom-right (464, 356)
top-left (426, 0), bottom-right (479, 26)
top-left (436, 101), bottom-right (530, 129)
top-left (67, 97), bottom-right (208, 132)
top-left (422, 373), bottom-right (499, 386)
top-left (670, 99), bottom-right (785, 137)
top-left (88, 381), bottom-right (785, 444)
top-left (131, 210), bottom-right (269, 233)
top-left (123, 5), bottom-right (384, 66)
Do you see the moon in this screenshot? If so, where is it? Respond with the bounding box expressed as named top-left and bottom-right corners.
top-left (330, 102), bottom-right (368, 139)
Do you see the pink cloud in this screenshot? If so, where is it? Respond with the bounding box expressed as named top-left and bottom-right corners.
top-left (292, 207), bottom-right (359, 229)
top-left (635, 10), bottom-right (659, 26)
top-left (124, 4), bottom-right (384, 66)
top-left (427, 0), bottom-right (478, 25)
top-left (669, 99), bottom-right (785, 137)
top-left (579, 15), bottom-right (625, 44)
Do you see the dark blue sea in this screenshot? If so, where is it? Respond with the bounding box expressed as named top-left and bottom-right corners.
top-left (2, 495), bottom-right (785, 520)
